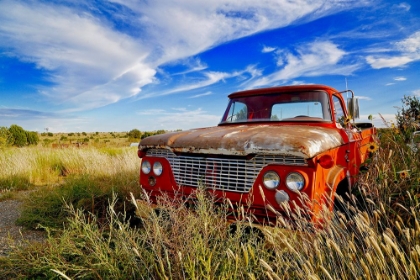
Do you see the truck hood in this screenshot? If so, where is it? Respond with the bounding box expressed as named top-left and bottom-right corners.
top-left (139, 125), bottom-right (345, 159)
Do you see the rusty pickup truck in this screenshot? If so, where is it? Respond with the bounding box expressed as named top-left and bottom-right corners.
top-left (137, 85), bottom-right (377, 225)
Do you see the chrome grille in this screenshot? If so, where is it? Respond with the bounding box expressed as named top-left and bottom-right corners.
top-left (146, 149), bottom-right (306, 193)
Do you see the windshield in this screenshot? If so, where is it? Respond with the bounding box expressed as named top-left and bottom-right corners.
top-left (221, 91), bottom-right (332, 124)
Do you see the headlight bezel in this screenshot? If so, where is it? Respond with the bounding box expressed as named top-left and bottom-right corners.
top-left (285, 172), bottom-right (305, 191)
top-left (263, 171), bottom-right (280, 190)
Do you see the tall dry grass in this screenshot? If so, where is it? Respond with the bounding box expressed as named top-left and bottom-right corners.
top-left (0, 146), bottom-right (139, 191)
top-left (0, 129), bottom-right (419, 279)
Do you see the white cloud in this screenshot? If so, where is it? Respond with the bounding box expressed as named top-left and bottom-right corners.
top-left (0, 0), bottom-right (156, 110)
top-left (189, 92), bottom-right (213, 98)
top-left (111, 0), bottom-right (371, 64)
top-left (394, 77), bottom-right (407, 81)
top-left (397, 31), bottom-right (420, 53)
top-left (249, 41), bottom-right (359, 87)
top-left (136, 109), bottom-right (166, 115)
top-left (386, 83), bottom-right (395, 86)
top-left (356, 96), bottom-right (372, 101)
top-left (0, 0), bottom-right (373, 112)
top-left (396, 3), bottom-right (411, 11)
top-left (366, 31), bottom-right (420, 69)
top-left (366, 56), bottom-right (413, 69)
top-left (153, 66), bottom-right (260, 97)
top-left (413, 89), bottom-right (420, 96)
top-left (171, 58), bottom-right (208, 75)
top-left (137, 108), bottom-right (220, 130)
top-left (262, 46), bottom-right (276, 53)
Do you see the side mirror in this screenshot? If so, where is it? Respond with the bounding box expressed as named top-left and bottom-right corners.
top-left (347, 97), bottom-right (360, 119)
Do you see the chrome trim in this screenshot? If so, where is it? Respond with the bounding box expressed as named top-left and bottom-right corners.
top-left (146, 149), bottom-right (306, 193)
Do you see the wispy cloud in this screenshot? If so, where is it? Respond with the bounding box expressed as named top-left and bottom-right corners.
top-left (0, 0), bottom-right (372, 112)
top-left (171, 58), bottom-right (208, 75)
top-left (413, 89), bottom-right (420, 96)
top-left (356, 96), bottom-right (372, 101)
top-left (395, 3), bottom-right (411, 11)
top-left (366, 31), bottom-right (420, 69)
top-left (249, 41), bottom-right (360, 87)
top-left (0, 108), bottom-right (83, 132)
top-left (262, 46), bottom-right (276, 53)
top-left (394, 77), bottom-right (407, 81)
top-left (136, 108), bottom-right (220, 130)
top-left (151, 66), bottom-right (260, 97)
top-left (0, 108), bottom-right (68, 119)
top-left (0, 0), bottom-right (155, 111)
top-left (189, 92), bottom-right (212, 98)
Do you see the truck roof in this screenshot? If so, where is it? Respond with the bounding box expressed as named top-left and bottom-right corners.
top-left (228, 84), bottom-right (339, 98)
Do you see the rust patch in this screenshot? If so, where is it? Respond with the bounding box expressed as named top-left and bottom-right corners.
top-left (140, 125), bottom-right (344, 158)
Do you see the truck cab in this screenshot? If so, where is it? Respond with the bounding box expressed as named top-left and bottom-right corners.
top-left (137, 85), bottom-right (377, 225)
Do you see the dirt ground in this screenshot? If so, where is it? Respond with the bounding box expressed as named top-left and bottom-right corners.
top-left (0, 199), bottom-right (46, 257)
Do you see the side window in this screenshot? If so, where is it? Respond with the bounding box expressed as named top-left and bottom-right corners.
top-left (226, 101), bottom-right (247, 122)
top-left (332, 95), bottom-right (345, 122)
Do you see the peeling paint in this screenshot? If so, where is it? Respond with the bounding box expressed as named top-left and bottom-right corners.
top-left (140, 124), bottom-right (345, 159)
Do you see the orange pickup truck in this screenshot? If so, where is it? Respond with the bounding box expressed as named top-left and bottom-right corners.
top-left (137, 85), bottom-right (377, 225)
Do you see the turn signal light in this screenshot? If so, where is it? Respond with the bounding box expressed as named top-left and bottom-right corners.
top-left (138, 149), bottom-right (146, 158)
top-left (318, 155), bottom-right (334, 169)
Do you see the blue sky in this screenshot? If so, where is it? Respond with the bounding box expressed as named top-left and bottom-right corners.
top-left (0, 0), bottom-right (419, 133)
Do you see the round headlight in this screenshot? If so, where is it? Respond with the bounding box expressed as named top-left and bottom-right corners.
top-left (141, 160), bottom-right (151, 174)
top-left (286, 172), bottom-right (305, 191)
top-left (275, 190), bottom-right (290, 205)
top-left (153, 161), bottom-right (163, 176)
top-left (263, 171), bottom-right (280, 189)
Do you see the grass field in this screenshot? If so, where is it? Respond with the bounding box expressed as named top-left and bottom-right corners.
top-left (0, 129), bottom-right (419, 279)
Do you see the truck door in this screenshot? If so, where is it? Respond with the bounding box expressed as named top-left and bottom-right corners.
top-left (332, 95), bottom-right (360, 184)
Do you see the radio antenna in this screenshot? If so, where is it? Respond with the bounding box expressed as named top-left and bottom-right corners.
top-left (345, 78), bottom-right (348, 98)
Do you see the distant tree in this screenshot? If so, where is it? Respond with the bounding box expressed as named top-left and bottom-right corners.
top-left (82, 132), bottom-right (87, 136)
top-left (9, 125), bottom-right (27, 147)
top-left (26, 131), bottom-right (39, 146)
top-left (68, 133), bottom-right (74, 136)
top-left (0, 126), bottom-right (12, 147)
top-left (128, 129), bottom-right (142, 139)
top-left (141, 131), bottom-right (152, 139)
top-left (396, 95), bottom-right (420, 142)
top-left (47, 132), bottom-right (53, 137)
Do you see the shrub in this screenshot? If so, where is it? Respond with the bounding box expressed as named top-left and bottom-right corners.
top-left (9, 124), bottom-right (27, 147)
top-left (26, 131), bottom-right (39, 145)
top-left (396, 95), bottom-right (420, 142)
top-left (128, 129), bottom-right (141, 139)
top-left (0, 126), bottom-right (12, 147)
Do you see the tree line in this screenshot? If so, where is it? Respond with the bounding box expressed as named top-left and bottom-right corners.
top-left (0, 124), bottom-right (39, 147)
top-left (127, 129), bottom-right (167, 140)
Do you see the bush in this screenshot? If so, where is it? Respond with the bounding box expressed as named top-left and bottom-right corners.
top-left (127, 129), bottom-right (141, 139)
top-left (396, 95), bottom-right (420, 142)
top-left (26, 131), bottom-right (39, 145)
top-left (0, 126), bottom-right (12, 147)
top-left (9, 124), bottom-right (27, 147)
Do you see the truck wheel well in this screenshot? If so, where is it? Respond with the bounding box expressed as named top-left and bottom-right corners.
top-left (333, 179), bottom-right (353, 214)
